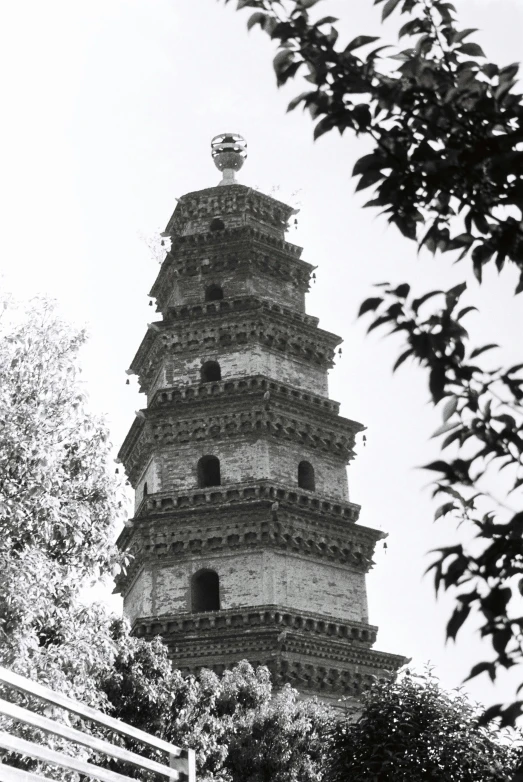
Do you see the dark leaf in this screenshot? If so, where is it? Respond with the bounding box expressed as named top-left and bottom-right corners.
top-left (446, 282), bottom-right (467, 301)
top-left (434, 502), bottom-right (456, 520)
top-left (273, 48), bottom-right (295, 73)
top-left (492, 626), bottom-right (512, 657)
top-left (447, 603), bottom-right (471, 641)
top-left (464, 661), bottom-right (496, 682)
top-left (442, 429), bottom-right (462, 449)
top-left (423, 460), bottom-right (450, 473)
top-left (412, 290), bottom-right (442, 314)
top-left (392, 283), bottom-right (410, 299)
top-left (442, 395), bottom-right (458, 422)
top-left (367, 314), bottom-right (394, 333)
top-left (429, 364), bottom-right (446, 404)
top-left (393, 348), bottom-right (413, 372)
top-left (459, 42), bottom-right (486, 57)
top-left (358, 297), bottom-right (384, 316)
top-left (247, 11), bottom-right (266, 29)
top-left (355, 170), bottom-right (384, 192)
top-left (453, 28), bottom-right (478, 44)
top-left (287, 91), bottom-right (314, 112)
top-left (345, 35), bottom-right (380, 53)
top-left (432, 421), bottom-right (459, 438)
top-left (314, 16), bottom-right (339, 27)
top-left (381, 0), bottom-right (402, 21)
top-left (470, 344), bottom-right (499, 359)
top-left (353, 153), bottom-right (382, 176)
top-left (313, 116), bottom-right (333, 140)
top-left (456, 306), bottom-right (477, 320)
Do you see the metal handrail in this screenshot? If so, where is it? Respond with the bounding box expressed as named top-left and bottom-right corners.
top-left (0, 666), bottom-right (196, 782)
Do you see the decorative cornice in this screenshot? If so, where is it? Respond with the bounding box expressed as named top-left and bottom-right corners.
top-left (129, 297), bottom-right (341, 393)
top-left (134, 480), bottom-right (362, 523)
top-left (134, 605), bottom-right (378, 646)
top-left (164, 297), bottom-right (319, 327)
top-left (164, 185), bottom-right (297, 240)
top-left (150, 375), bottom-right (340, 415)
top-left (118, 385), bottom-right (362, 482)
top-left (115, 503), bottom-right (382, 593)
top-left (131, 605), bottom-right (407, 695)
top-left (150, 228), bottom-right (310, 312)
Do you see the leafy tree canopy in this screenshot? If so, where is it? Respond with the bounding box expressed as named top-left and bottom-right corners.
top-left (327, 668), bottom-right (523, 782)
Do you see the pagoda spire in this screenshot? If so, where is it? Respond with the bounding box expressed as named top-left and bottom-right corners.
top-left (211, 132), bottom-right (247, 186)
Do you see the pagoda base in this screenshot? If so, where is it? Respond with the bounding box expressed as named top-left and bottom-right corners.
top-left (132, 604), bottom-right (406, 704)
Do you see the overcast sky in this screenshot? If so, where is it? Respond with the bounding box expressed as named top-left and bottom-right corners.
top-left (1, 0), bottom-right (523, 710)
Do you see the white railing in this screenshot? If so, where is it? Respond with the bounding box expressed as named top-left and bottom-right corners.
top-left (0, 666), bottom-right (196, 782)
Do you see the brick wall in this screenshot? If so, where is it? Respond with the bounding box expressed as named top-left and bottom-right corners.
top-left (123, 568), bottom-right (153, 621)
top-left (266, 440), bottom-right (349, 500)
top-left (162, 346), bottom-right (329, 396)
top-left (123, 551), bottom-right (368, 625)
top-left (166, 271), bottom-right (305, 312)
top-left (135, 457), bottom-right (161, 511)
top-left (155, 436), bottom-right (347, 497)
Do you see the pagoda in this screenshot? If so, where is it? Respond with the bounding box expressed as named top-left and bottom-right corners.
top-left (116, 133), bottom-right (405, 705)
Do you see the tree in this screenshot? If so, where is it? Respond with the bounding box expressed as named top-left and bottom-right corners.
top-left (327, 669), bottom-right (522, 781)
top-left (0, 293), bottom-right (128, 701)
top-left (223, 0), bottom-right (523, 724)
top-left (102, 632), bottom-right (332, 782)
top-left (0, 294), bottom-right (332, 781)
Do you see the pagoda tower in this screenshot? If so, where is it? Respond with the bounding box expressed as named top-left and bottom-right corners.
top-left (116, 133), bottom-right (404, 704)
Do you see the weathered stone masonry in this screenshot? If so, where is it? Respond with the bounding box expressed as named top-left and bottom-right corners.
top-left (116, 135), bottom-right (405, 704)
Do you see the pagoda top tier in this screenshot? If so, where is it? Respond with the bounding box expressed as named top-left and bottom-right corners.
top-left (162, 133), bottom-right (297, 241)
top-left (164, 185), bottom-right (297, 242)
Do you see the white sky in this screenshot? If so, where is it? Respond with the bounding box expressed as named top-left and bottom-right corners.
top-left (1, 0), bottom-right (523, 711)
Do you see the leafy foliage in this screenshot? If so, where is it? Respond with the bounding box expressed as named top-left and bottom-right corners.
top-left (0, 294), bottom-right (127, 699)
top-left (103, 647), bottom-right (332, 782)
top-left (359, 282), bottom-right (523, 725)
top-left (224, 0), bottom-right (523, 289)
top-left (327, 669), bottom-right (523, 781)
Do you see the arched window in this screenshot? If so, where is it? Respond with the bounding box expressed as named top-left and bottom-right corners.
top-left (201, 360), bottom-right (221, 383)
top-left (143, 481), bottom-right (148, 498)
top-left (210, 217), bottom-right (225, 231)
top-left (298, 461), bottom-right (315, 491)
top-left (191, 569), bottom-right (220, 612)
top-left (198, 455), bottom-right (221, 488)
top-left (205, 284), bottom-right (224, 302)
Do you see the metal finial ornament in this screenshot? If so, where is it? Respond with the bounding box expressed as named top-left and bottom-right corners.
top-left (211, 133), bottom-right (247, 186)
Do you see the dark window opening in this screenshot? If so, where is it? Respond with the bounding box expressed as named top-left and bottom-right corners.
top-left (143, 481), bottom-right (148, 497)
top-left (210, 217), bottom-right (225, 232)
top-left (298, 461), bottom-right (315, 491)
top-left (191, 569), bottom-right (220, 612)
top-left (198, 455), bottom-right (221, 488)
top-left (205, 284), bottom-right (224, 302)
top-left (201, 360), bottom-right (221, 383)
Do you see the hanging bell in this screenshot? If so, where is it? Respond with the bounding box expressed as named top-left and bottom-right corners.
top-left (338, 347), bottom-right (342, 356)
top-left (383, 542), bottom-right (388, 550)
top-left (126, 379), bottom-right (130, 385)
top-left (115, 468), bottom-right (119, 474)
top-left (149, 300), bottom-right (153, 306)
